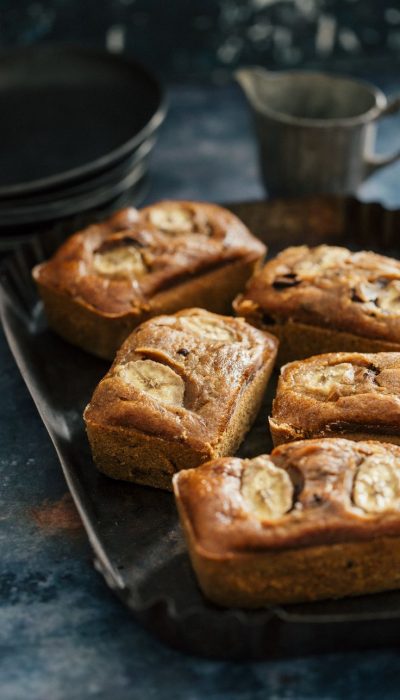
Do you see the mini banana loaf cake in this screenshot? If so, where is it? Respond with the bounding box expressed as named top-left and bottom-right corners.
top-left (234, 244), bottom-right (400, 364)
top-left (33, 201), bottom-right (266, 359)
top-left (173, 438), bottom-right (400, 607)
top-left (84, 308), bottom-right (278, 490)
top-left (270, 352), bottom-right (400, 446)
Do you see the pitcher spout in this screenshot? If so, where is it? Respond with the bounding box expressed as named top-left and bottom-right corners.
top-left (234, 66), bottom-right (278, 114)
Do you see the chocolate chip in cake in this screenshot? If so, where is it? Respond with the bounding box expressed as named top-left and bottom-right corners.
top-left (262, 312), bottom-right (276, 325)
top-left (365, 364), bottom-right (380, 378)
top-left (311, 493), bottom-right (324, 506)
top-left (96, 235), bottom-right (145, 254)
top-left (272, 273), bottom-right (300, 290)
top-left (350, 289), bottom-right (365, 303)
top-left (177, 348), bottom-right (190, 357)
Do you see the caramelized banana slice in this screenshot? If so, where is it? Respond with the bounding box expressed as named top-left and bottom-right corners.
top-left (149, 206), bottom-right (194, 234)
top-left (353, 453), bottom-right (400, 513)
top-left (180, 315), bottom-right (236, 342)
top-left (241, 456), bottom-right (293, 520)
top-left (353, 280), bottom-right (381, 303)
top-left (298, 362), bottom-right (356, 397)
top-left (117, 359), bottom-right (185, 406)
top-left (352, 279), bottom-right (400, 314)
top-left (378, 281), bottom-right (400, 313)
top-left (294, 246), bottom-right (350, 278)
top-left (93, 246), bottom-right (147, 278)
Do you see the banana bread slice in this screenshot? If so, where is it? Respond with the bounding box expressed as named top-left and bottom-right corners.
top-left (270, 351), bottom-right (400, 446)
top-left (33, 201), bottom-right (266, 360)
top-left (84, 308), bottom-right (278, 489)
top-left (234, 244), bottom-right (400, 365)
top-left (174, 438), bottom-right (400, 607)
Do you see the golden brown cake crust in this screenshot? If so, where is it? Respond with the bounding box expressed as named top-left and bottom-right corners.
top-left (270, 352), bottom-right (400, 445)
top-left (33, 201), bottom-right (266, 359)
top-left (174, 439), bottom-right (400, 605)
top-left (174, 439), bottom-right (400, 554)
top-left (234, 245), bottom-right (400, 345)
top-left (84, 308), bottom-right (278, 488)
top-left (34, 201), bottom-right (265, 318)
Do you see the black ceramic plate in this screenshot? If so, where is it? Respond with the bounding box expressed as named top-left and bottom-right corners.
top-left (0, 45), bottom-right (166, 197)
top-left (0, 177), bottom-right (150, 253)
top-left (2, 197), bottom-right (400, 659)
top-left (0, 159), bottom-right (148, 226)
top-left (0, 138), bottom-right (155, 207)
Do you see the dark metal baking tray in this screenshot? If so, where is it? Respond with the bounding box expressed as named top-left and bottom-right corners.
top-left (2, 196), bottom-right (400, 659)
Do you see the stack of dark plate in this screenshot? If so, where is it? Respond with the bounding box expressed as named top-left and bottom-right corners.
top-left (0, 45), bottom-right (167, 250)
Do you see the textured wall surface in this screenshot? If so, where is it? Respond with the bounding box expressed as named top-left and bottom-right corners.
top-left (0, 0), bottom-right (400, 81)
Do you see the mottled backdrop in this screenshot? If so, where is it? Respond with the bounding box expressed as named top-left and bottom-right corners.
top-left (0, 0), bottom-right (400, 82)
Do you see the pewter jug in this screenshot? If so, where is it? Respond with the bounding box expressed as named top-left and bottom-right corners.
top-left (236, 67), bottom-right (400, 196)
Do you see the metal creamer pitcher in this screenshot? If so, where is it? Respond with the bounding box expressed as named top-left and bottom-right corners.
top-left (236, 67), bottom-right (400, 196)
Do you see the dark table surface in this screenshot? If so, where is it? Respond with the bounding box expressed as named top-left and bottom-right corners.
top-left (2, 78), bottom-right (400, 700)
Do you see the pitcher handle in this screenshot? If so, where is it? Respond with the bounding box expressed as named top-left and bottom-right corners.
top-left (365, 96), bottom-right (400, 176)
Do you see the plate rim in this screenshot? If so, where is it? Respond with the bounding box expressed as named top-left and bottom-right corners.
top-left (0, 43), bottom-right (167, 197)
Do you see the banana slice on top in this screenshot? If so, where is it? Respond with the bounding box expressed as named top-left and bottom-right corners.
top-left (241, 456), bottom-right (293, 520)
top-left (117, 359), bottom-right (185, 406)
top-left (148, 206), bottom-right (194, 234)
top-left (353, 453), bottom-right (400, 513)
top-left (180, 316), bottom-right (235, 342)
top-left (352, 279), bottom-right (400, 314)
top-left (294, 246), bottom-right (350, 278)
top-left (93, 246), bottom-right (147, 278)
top-left (377, 281), bottom-right (400, 313)
top-left (297, 362), bottom-right (356, 398)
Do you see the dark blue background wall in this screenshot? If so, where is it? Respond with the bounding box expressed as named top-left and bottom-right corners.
top-left (0, 1), bottom-right (399, 82)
